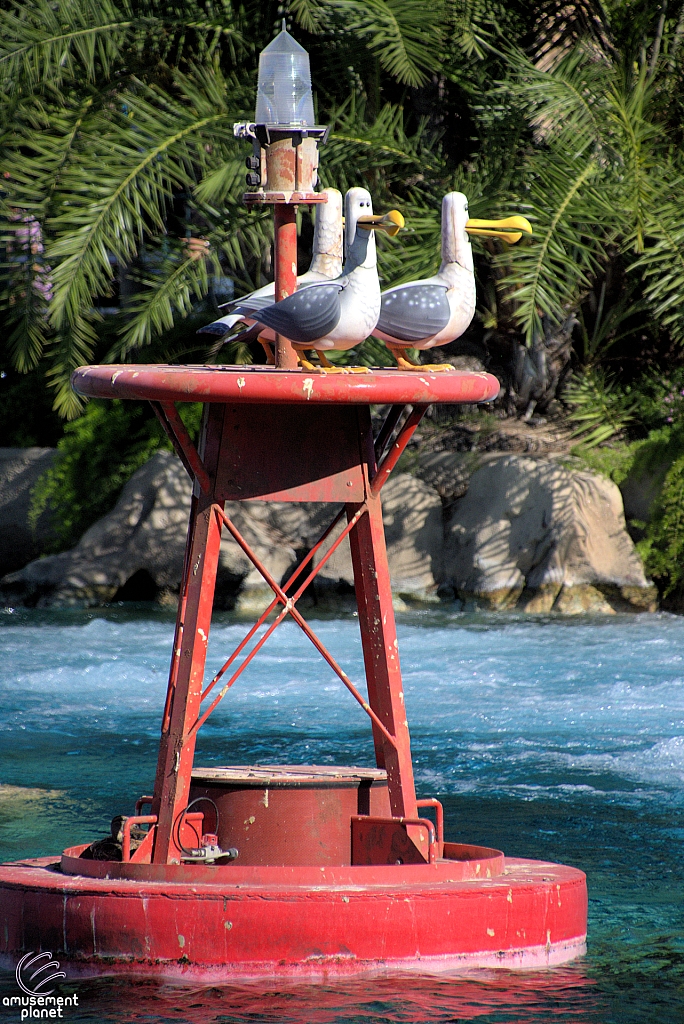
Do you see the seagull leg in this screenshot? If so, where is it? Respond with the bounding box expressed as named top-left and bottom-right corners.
top-left (293, 348), bottom-right (320, 371)
top-left (391, 347), bottom-right (453, 372)
top-left (317, 351), bottom-right (370, 374)
top-left (258, 334), bottom-right (275, 365)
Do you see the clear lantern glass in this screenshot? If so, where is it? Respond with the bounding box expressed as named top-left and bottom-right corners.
top-left (254, 27), bottom-right (315, 127)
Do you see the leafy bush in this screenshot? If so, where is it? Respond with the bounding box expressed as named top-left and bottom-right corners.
top-left (565, 368), bottom-right (636, 448)
top-left (29, 400), bottom-right (202, 552)
top-left (573, 417), bottom-right (684, 600)
top-left (638, 453), bottom-right (684, 598)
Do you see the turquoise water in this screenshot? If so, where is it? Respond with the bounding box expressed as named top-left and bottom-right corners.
top-left (1, 606), bottom-right (683, 1022)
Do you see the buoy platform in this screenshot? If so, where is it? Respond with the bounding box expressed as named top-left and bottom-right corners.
top-left (0, 366), bottom-right (587, 978)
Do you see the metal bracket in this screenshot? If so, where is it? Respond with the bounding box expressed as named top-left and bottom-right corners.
top-left (150, 401), bottom-right (210, 493)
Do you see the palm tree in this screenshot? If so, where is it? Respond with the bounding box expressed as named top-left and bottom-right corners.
top-left (2, 0), bottom-right (684, 422)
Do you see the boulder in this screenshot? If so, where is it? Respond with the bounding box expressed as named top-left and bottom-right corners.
top-left (310, 474), bottom-right (443, 600)
top-left (442, 455), bottom-right (657, 613)
top-left (0, 457), bottom-right (443, 608)
top-left (0, 451), bottom-right (192, 607)
top-left (0, 447), bottom-right (56, 577)
top-left (1, 448), bottom-right (657, 615)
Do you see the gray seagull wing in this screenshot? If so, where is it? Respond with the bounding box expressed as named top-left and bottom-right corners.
top-left (227, 293), bottom-right (276, 315)
top-left (247, 283), bottom-right (344, 344)
top-left (377, 283), bottom-right (450, 343)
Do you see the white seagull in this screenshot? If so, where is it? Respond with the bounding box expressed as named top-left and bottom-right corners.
top-left (198, 187), bottom-right (344, 359)
top-left (231, 187), bottom-right (403, 370)
top-left (373, 191), bottom-right (532, 370)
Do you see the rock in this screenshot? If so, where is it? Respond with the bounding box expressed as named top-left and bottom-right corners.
top-left (2, 447), bottom-right (657, 616)
top-left (0, 458), bottom-right (443, 609)
top-left (0, 447), bottom-right (56, 576)
top-left (310, 474), bottom-right (443, 601)
top-left (1, 451), bottom-right (192, 607)
top-left (0, 452), bottom-right (309, 609)
top-left (443, 455), bottom-right (657, 614)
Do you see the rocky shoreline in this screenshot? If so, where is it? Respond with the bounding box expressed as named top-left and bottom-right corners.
top-left (0, 443), bottom-right (657, 615)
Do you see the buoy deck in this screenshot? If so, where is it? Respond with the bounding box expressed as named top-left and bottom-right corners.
top-left (0, 854), bottom-right (586, 979)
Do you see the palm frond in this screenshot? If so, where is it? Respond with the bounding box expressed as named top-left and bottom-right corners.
top-left (115, 242), bottom-right (219, 357)
top-left (0, 0), bottom-right (242, 93)
top-left (329, 0), bottom-right (444, 87)
top-left (447, 0), bottom-right (507, 61)
top-left (45, 70), bottom-right (233, 368)
top-left (288, 0), bottom-right (329, 34)
top-left (500, 154), bottom-right (604, 341)
top-left (565, 367), bottom-right (635, 447)
top-left (633, 175), bottom-right (684, 342)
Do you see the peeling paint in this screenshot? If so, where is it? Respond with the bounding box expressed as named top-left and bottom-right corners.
top-left (507, 889), bottom-right (513, 904)
top-left (487, 928), bottom-right (495, 937)
top-left (178, 934), bottom-right (185, 948)
top-left (262, 789), bottom-right (269, 808)
top-left (302, 378), bottom-right (314, 400)
top-left (237, 377), bottom-right (246, 390)
top-left (224, 920), bottom-right (233, 930)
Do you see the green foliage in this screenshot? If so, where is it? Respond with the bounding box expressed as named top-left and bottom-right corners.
top-left (639, 452), bottom-right (684, 597)
top-left (570, 440), bottom-right (636, 487)
top-left (0, 364), bottom-right (63, 446)
top-left (29, 399), bottom-right (201, 551)
top-left (565, 368), bottom-right (636, 448)
top-left (573, 415), bottom-right (684, 599)
top-left (2, 0), bottom-right (684, 424)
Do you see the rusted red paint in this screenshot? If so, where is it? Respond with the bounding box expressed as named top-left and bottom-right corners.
top-left (188, 766), bottom-right (392, 866)
top-left (71, 364), bottom-right (501, 405)
top-left (0, 853), bottom-right (586, 977)
top-left (273, 205), bottom-right (299, 368)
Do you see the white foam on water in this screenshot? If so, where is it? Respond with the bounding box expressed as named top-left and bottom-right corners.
top-left (2, 611), bottom-right (684, 802)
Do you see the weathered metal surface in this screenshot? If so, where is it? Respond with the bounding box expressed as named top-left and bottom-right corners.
top-left (190, 765), bottom-right (389, 784)
top-left (215, 403), bottom-right (367, 501)
top-left (5, 346), bottom-right (585, 972)
top-left (71, 364), bottom-right (501, 406)
top-left (0, 855), bottom-right (587, 977)
top-left (188, 767), bottom-right (391, 866)
top-left (244, 190), bottom-right (327, 204)
top-left (351, 816), bottom-right (436, 866)
top-left (59, 841), bottom-right (506, 883)
top-left (273, 204), bottom-right (299, 368)
top-left (150, 405), bottom-right (226, 864)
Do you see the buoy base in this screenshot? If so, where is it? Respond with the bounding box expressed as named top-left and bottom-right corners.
top-left (0, 853), bottom-right (587, 980)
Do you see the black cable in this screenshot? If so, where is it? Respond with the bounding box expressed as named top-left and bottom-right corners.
top-left (175, 796), bottom-right (220, 856)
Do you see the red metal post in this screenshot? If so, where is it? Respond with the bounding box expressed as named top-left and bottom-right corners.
top-left (273, 205), bottom-right (299, 369)
top-left (348, 492), bottom-right (418, 820)
top-left (151, 405), bottom-right (225, 863)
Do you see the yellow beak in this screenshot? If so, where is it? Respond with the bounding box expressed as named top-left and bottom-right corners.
top-left (465, 215), bottom-right (533, 244)
top-left (357, 210), bottom-right (405, 237)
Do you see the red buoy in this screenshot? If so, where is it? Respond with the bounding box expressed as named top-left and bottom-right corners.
top-left (0, 364), bottom-right (587, 978)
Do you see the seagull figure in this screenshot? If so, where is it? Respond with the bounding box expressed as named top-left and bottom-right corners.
top-left (231, 187), bottom-right (403, 371)
top-left (198, 188), bottom-right (344, 361)
top-left (373, 191), bottom-right (532, 370)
